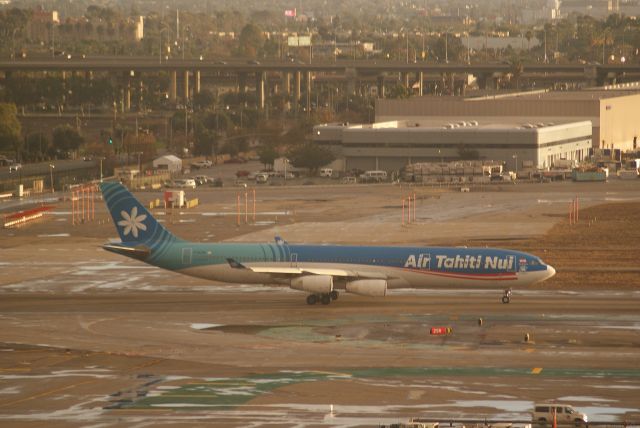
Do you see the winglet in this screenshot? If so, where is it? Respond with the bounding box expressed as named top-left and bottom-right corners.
top-left (226, 258), bottom-right (247, 269)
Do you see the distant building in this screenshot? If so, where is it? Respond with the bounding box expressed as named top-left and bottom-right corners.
top-left (26, 7), bottom-right (59, 44)
top-left (560, 0), bottom-right (617, 18)
top-left (313, 120), bottom-right (593, 172)
top-left (153, 155), bottom-right (182, 173)
top-left (134, 16), bottom-right (144, 41)
top-left (375, 87), bottom-right (640, 152)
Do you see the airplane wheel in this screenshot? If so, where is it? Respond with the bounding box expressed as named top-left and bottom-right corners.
top-left (321, 294), bottom-right (331, 305)
top-left (502, 296), bottom-right (510, 304)
top-left (306, 294), bottom-right (318, 305)
top-left (330, 290), bottom-right (339, 300)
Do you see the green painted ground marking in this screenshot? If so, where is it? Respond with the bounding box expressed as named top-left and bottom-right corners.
top-left (118, 367), bottom-right (640, 411)
top-left (126, 371), bottom-right (350, 410)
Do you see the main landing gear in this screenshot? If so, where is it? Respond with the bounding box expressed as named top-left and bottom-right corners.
top-left (306, 291), bottom-right (339, 305)
top-left (502, 288), bottom-right (512, 304)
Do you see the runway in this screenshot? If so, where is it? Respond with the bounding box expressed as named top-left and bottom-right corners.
top-left (0, 290), bottom-right (639, 427)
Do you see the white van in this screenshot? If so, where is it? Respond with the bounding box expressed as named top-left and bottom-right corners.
top-left (360, 170), bottom-right (388, 182)
top-left (320, 168), bottom-right (333, 178)
top-left (532, 404), bottom-right (588, 424)
top-left (170, 179), bottom-right (197, 189)
top-left (255, 173), bottom-right (269, 183)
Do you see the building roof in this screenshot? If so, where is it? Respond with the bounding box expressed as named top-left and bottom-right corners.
top-left (154, 155), bottom-right (182, 163)
top-left (326, 119), bottom-right (591, 132)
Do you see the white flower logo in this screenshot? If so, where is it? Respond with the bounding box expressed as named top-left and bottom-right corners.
top-left (117, 206), bottom-right (147, 239)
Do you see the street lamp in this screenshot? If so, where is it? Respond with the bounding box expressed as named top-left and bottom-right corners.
top-left (159, 26), bottom-right (172, 64)
top-left (98, 157), bottom-right (105, 182)
top-left (283, 158), bottom-right (290, 184)
top-left (444, 31), bottom-right (448, 63)
top-left (49, 164), bottom-right (55, 193)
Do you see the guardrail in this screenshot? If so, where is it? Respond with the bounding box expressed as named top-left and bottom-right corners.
top-left (3, 205), bottom-right (54, 228)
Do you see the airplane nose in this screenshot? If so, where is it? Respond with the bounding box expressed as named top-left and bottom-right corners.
top-left (546, 265), bottom-right (556, 280)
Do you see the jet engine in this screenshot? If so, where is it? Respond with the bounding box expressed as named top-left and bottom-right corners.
top-left (290, 275), bottom-right (333, 294)
top-left (345, 279), bottom-right (387, 297)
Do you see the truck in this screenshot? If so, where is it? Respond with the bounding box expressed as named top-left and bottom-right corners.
top-left (572, 169), bottom-right (607, 182)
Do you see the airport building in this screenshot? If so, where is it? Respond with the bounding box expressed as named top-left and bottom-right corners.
top-left (313, 120), bottom-right (593, 172)
top-left (375, 86), bottom-right (640, 152)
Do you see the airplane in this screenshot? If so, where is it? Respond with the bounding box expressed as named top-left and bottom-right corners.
top-left (100, 182), bottom-right (556, 305)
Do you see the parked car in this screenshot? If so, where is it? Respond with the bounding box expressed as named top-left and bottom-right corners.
top-left (194, 175), bottom-right (212, 186)
top-left (320, 168), bottom-right (333, 177)
top-left (255, 173), bottom-right (269, 183)
top-left (169, 179), bottom-right (197, 189)
top-left (9, 163), bottom-right (22, 172)
top-left (359, 170), bottom-right (388, 183)
top-left (225, 157), bottom-right (247, 164)
top-left (191, 160), bottom-right (212, 169)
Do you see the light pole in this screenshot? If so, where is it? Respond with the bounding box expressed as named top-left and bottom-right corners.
top-left (284, 158), bottom-right (290, 184)
top-left (49, 164), bottom-right (55, 193)
top-left (159, 27), bottom-right (171, 64)
top-left (444, 31), bottom-right (448, 63)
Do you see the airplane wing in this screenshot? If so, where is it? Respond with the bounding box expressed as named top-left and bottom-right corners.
top-left (226, 259), bottom-right (390, 280)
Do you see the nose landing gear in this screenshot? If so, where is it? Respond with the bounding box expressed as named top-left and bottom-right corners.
top-left (501, 288), bottom-right (512, 304)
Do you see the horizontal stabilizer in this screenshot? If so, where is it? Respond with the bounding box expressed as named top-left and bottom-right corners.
top-left (103, 243), bottom-right (151, 261)
top-left (226, 258), bottom-right (247, 269)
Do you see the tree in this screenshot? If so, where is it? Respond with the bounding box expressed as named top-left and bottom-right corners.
top-left (238, 23), bottom-right (264, 57)
top-left (23, 132), bottom-right (49, 162)
top-left (525, 30), bottom-right (533, 50)
top-left (193, 89), bottom-right (215, 110)
top-left (0, 103), bottom-right (22, 157)
top-left (257, 144), bottom-right (278, 169)
top-left (193, 121), bottom-right (218, 156)
top-left (288, 143), bottom-right (335, 174)
top-left (52, 125), bottom-right (84, 158)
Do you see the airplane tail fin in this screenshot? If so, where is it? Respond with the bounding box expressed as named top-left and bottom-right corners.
top-left (100, 182), bottom-right (180, 245)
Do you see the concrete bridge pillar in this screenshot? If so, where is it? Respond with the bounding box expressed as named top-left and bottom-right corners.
top-left (402, 72), bottom-right (409, 91)
top-left (183, 70), bottom-right (189, 103)
top-left (238, 73), bottom-right (247, 94)
top-left (294, 71), bottom-right (301, 103)
top-left (169, 71), bottom-right (177, 102)
top-left (418, 71), bottom-right (424, 96)
top-left (294, 71), bottom-right (301, 114)
top-left (306, 71), bottom-right (312, 114)
top-left (282, 72), bottom-right (291, 112)
top-left (195, 70), bottom-right (201, 94)
top-left (282, 72), bottom-right (291, 95)
top-left (256, 71), bottom-right (265, 110)
top-left (377, 75), bottom-right (385, 99)
top-left (126, 80), bottom-right (131, 111)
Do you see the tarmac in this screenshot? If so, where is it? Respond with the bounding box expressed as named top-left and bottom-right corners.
top-left (0, 176), bottom-right (639, 427)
